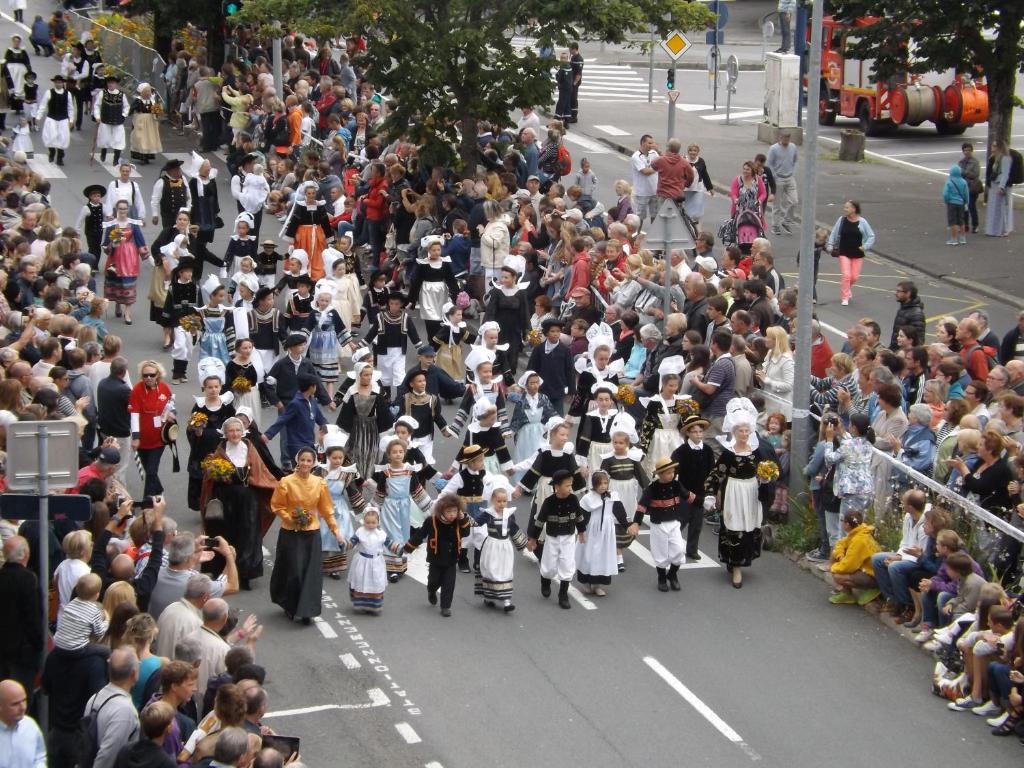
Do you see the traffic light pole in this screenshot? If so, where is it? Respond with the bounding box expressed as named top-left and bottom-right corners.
top-left (666, 66), bottom-right (677, 141)
top-left (272, 21), bottom-right (283, 100)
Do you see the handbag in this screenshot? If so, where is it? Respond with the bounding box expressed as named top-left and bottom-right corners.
top-left (204, 497), bottom-right (225, 522)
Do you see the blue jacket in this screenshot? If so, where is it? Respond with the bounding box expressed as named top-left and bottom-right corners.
top-left (264, 393), bottom-right (326, 451)
top-left (942, 165), bottom-right (970, 206)
top-left (899, 423), bottom-right (937, 475)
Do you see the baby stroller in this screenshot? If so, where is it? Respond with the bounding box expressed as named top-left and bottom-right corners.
top-left (718, 208), bottom-right (766, 255)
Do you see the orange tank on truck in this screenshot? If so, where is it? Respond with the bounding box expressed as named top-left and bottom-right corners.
top-left (810, 15), bottom-right (988, 137)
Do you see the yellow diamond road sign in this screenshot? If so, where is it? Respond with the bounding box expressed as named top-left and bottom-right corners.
top-left (660, 30), bottom-right (692, 61)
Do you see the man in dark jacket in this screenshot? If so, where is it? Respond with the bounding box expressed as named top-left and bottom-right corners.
top-left (397, 346), bottom-right (465, 402)
top-left (42, 641), bottom-right (110, 767)
top-left (526, 318), bottom-right (576, 414)
top-left (642, 313), bottom-right (686, 393)
top-left (0, 537), bottom-right (44, 708)
top-left (1001, 310), bottom-right (1024, 364)
top-left (889, 280), bottom-right (926, 350)
top-left (682, 274), bottom-right (709, 337)
top-left (97, 356), bottom-right (131, 444)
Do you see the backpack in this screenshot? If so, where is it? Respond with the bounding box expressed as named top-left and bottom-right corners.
top-left (75, 693), bottom-right (119, 768)
top-left (1009, 149), bottom-right (1023, 186)
top-left (557, 145), bottom-right (572, 178)
top-left (968, 344), bottom-right (999, 374)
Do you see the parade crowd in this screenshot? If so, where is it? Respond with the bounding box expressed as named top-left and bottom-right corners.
top-left (0, 18), bottom-right (1023, 768)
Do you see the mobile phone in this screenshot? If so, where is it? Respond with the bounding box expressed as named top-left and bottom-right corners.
top-left (132, 496), bottom-right (154, 510)
top-left (262, 735), bottom-right (300, 760)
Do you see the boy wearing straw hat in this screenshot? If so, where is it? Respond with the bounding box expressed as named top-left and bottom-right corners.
top-left (630, 456), bottom-right (693, 592)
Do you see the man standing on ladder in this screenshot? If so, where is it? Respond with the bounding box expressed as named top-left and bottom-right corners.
top-left (569, 42), bottom-right (584, 124)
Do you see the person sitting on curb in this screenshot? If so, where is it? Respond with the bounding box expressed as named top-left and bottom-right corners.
top-left (828, 510), bottom-right (881, 605)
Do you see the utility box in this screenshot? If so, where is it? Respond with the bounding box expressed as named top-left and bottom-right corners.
top-left (764, 52), bottom-right (800, 128)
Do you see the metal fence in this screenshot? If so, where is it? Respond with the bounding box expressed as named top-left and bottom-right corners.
top-left (64, 10), bottom-right (166, 96)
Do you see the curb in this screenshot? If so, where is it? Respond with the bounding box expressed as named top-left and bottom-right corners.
top-left (585, 134), bottom-right (1024, 311)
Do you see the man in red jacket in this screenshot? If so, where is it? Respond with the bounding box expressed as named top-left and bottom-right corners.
top-left (811, 319), bottom-right (834, 378)
top-left (652, 138), bottom-right (695, 211)
top-left (957, 317), bottom-right (994, 382)
top-left (128, 360), bottom-right (176, 496)
top-left (360, 161), bottom-right (390, 264)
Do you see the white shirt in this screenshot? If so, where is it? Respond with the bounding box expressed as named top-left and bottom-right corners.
top-left (225, 439), bottom-right (248, 468)
top-left (155, 598), bottom-right (202, 658)
top-left (630, 150), bottom-right (659, 197)
top-left (0, 717), bottom-right (47, 768)
top-left (53, 557), bottom-right (90, 621)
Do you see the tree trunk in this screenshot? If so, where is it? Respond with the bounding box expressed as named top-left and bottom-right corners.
top-left (459, 113), bottom-right (478, 173)
top-left (985, 68), bottom-right (1014, 151)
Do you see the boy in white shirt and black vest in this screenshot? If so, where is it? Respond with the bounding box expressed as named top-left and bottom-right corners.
top-left (527, 469), bottom-right (587, 609)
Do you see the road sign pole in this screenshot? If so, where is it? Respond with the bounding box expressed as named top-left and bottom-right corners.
top-left (713, 2), bottom-right (721, 110)
top-left (667, 90), bottom-right (678, 142)
top-left (648, 29), bottom-right (654, 103)
top-left (790, 0), bottom-right (825, 503)
top-left (36, 424), bottom-right (49, 734)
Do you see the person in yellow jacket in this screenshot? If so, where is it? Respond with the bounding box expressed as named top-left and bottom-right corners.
top-left (220, 84), bottom-right (253, 140)
top-left (828, 510), bottom-right (882, 605)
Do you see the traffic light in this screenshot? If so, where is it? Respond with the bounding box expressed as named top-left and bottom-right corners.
top-left (666, 65), bottom-right (676, 91)
top-left (223, 0), bottom-right (242, 15)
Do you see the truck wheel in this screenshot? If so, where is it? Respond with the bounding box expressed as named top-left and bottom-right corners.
top-left (857, 100), bottom-right (889, 137)
top-left (936, 122), bottom-right (968, 136)
top-left (818, 83), bottom-right (837, 125)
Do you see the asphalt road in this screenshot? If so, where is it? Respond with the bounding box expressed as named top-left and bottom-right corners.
top-left (7, 5), bottom-right (1024, 767)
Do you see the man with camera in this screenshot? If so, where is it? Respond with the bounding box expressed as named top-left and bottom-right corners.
top-left (148, 530), bottom-right (239, 621)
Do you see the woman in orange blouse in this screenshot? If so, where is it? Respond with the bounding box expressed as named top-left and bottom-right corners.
top-left (269, 446), bottom-right (344, 624)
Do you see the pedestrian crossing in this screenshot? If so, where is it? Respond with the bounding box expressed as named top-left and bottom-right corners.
top-left (578, 64), bottom-right (660, 102)
top-left (403, 525), bottom-right (719, 612)
top-left (678, 103), bottom-right (764, 123)
top-left (26, 158), bottom-right (66, 179)
top-left (27, 148), bottom-right (230, 181)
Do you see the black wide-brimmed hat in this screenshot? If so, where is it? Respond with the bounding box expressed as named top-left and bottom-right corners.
top-left (161, 158), bottom-right (184, 172)
top-left (82, 184), bottom-right (106, 198)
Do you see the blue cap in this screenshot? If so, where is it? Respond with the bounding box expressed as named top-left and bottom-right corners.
top-left (418, 346), bottom-right (437, 357)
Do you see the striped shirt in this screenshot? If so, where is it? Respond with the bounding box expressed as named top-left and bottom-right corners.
top-left (53, 597), bottom-right (109, 651)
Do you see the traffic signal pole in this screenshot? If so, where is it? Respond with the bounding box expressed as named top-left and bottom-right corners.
top-left (666, 65), bottom-right (677, 140)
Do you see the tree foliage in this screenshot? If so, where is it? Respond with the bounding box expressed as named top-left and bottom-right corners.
top-left (131, 0), bottom-right (228, 62)
top-left (237, 0), bottom-right (715, 166)
top-left (833, 0), bottom-right (1023, 143)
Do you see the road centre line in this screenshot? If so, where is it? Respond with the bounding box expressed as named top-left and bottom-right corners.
top-left (313, 617), bottom-right (338, 639)
top-left (643, 656), bottom-right (761, 761)
top-left (395, 722), bottom-right (422, 744)
top-left (339, 653), bottom-right (362, 669)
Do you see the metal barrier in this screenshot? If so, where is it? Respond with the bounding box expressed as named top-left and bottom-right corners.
top-left (64, 10), bottom-right (166, 95)
top-left (759, 388), bottom-right (1024, 552)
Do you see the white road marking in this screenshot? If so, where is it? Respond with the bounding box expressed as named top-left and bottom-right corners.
top-left (561, 133), bottom-right (610, 154)
top-left (567, 585), bottom-right (598, 610)
top-left (701, 109), bottom-right (763, 121)
top-left (628, 540), bottom-right (720, 570)
top-left (885, 149), bottom-right (983, 157)
top-left (677, 103), bottom-right (715, 112)
top-left (339, 653), bottom-right (361, 669)
top-left (262, 688), bottom-right (390, 719)
top-left (593, 124), bottom-right (631, 136)
top-left (0, 11), bottom-right (30, 32)
top-left (313, 617), bottom-right (338, 638)
top-left (262, 545), bottom-right (270, 557)
top-left (643, 656), bottom-right (760, 761)
top-left (26, 159), bottom-right (66, 179)
top-left (425, 762), bottom-right (445, 768)
top-left (395, 722), bottom-right (422, 744)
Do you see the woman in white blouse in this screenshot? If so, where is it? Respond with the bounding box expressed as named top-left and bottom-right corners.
top-left (759, 325), bottom-right (795, 420)
top-left (53, 529), bottom-right (93, 621)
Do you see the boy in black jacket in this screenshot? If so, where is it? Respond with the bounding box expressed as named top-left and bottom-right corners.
top-left (527, 469), bottom-right (587, 609)
top-left (670, 414), bottom-right (716, 561)
top-left (525, 318), bottom-right (575, 415)
top-left (630, 457), bottom-right (692, 592)
top-left (404, 494), bottom-right (475, 617)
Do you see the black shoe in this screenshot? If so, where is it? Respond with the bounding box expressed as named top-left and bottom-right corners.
top-left (285, 611), bottom-right (294, 621)
top-left (388, 572), bottom-right (400, 583)
top-left (328, 572), bottom-right (341, 580)
top-left (558, 594), bottom-right (571, 608)
top-left (483, 599), bottom-right (495, 608)
top-left (428, 590), bottom-right (437, 605)
top-left (617, 562), bottom-right (625, 573)
top-left (558, 582), bottom-right (571, 609)
top-left (239, 578), bottom-right (251, 591)
top-left (686, 552), bottom-right (701, 561)
top-left (540, 578), bottom-right (551, 598)
top-left (503, 601), bottom-right (515, 613)
top-left (440, 608), bottom-right (452, 617)
top-left (668, 576), bottom-right (680, 591)
top-left (301, 617), bottom-right (312, 625)
top-left (657, 580), bottom-right (669, 592)
top-left (458, 553), bottom-right (471, 573)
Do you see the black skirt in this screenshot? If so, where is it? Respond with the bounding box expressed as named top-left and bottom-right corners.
top-left (206, 482), bottom-right (264, 580)
top-left (270, 529), bottom-right (323, 619)
top-left (718, 526), bottom-right (762, 568)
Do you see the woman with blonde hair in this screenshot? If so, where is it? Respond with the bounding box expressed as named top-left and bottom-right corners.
top-left (124, 612), bottom-right (163, 707)
top-left (760, 325), bottom-right (794, 419)
top-left (608, 179), bottom-right (633, 222)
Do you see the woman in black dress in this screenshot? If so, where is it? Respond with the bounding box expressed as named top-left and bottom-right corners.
top-left (484, 265), bottom-right (530, 379)
top-left (199, 417), bottom-right (277, 589)
top-left (186, 369), bottom-right (236, 511)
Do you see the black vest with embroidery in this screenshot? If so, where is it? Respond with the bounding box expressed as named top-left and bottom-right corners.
top-left (159, 177), bottom-right (189, 224)
top-left (100, 91), bottom-right (125, 125)
top-left (45, 90), bottom-right (70, 121)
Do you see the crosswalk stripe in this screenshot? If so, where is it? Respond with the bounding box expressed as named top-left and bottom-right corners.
top-left (628, 540), bottom-right (720, 570)
top-left (593, 124), bottom-right (631, 137)
top-left (26, 158), bottom-right (66, 179)
top-left (701, 109), bottom-right (763, 121)
top-left (677, 103), bottom-right (716, 112)
top-left (561, 133), bottom-right (610, 154)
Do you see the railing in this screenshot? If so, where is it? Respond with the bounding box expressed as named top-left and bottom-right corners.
top-left (64, 10), bottom-right (166, 96)
top-left (760, 387), bottom-right (1024, 582)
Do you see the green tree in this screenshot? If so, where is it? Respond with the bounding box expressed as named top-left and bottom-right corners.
top-left (833, 0), bottom-right (1023, 147)
top-left (130, 0), bottom-right (228, 66)
top-left (237, 0), bottom-right (714, 167)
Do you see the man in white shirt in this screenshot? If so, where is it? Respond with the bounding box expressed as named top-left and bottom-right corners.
top-left (0, 680), bottom-right (46, 768)
top-left (869, 489), bottom-right (929, 621)
top-left (155, 574), bottom-right (212, 657)
top-left (630, 134), bottom-right (659, 222)
top-left (517, 106), bottom-right (541, 137)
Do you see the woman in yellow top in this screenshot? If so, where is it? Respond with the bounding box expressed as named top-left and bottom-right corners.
top-left (828, 510), bottom-right (881, 606)
top-left (270, 446), bottom-right (344, 624)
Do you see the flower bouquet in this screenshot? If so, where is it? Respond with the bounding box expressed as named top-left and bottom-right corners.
top-left (108, 227), bottom-right (125, 247)
top-left (201, 454), bottom-right (235, 481)
top-left (674, 398), bottom-right (700, 418)
top-left (616, 384), bottom-right (637, 406)
top-left (527, 328), bottom-right (543, 346)
top-left (179, 314), bottom-right (202, 334)
top-left (188, 411), bottom-right (209, 430)
top-left (152, 102), bottom-right (164, 117)
top-left (230, 375), bottom-right (252, 394)
top-left (756, 460), bottom-right (780, 483)
top-left (292, 507), bottom-right (313, 528)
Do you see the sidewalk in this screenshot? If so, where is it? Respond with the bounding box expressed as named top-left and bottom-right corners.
top-left (570, 101), bottom-right (1024, 307)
